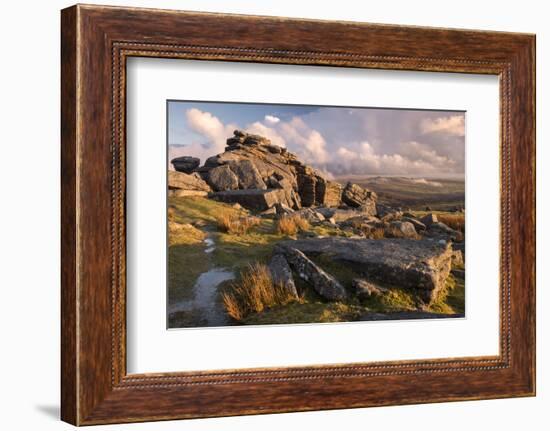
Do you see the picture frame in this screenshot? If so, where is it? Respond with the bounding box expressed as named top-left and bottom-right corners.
top-left (61, 4), bottom-right (535, 425)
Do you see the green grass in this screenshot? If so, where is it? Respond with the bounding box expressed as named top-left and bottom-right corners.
top-left (170, 195), bottom-right (245, 225)
top-left (243, 302), bottom-right (364, 325)
top-left (168, 243), bottom-right (210, 304)
top-left (167, 195), bottom-right (466, 326)
top-left (428, 272), bottom-right (465, 314)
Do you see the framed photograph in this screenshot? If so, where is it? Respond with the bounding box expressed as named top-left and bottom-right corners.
top-left (61, 4), bottom-right (535, 425)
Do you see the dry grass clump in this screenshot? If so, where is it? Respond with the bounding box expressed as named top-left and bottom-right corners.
top-left (365, 227), bottom-right (386, 239)
top-left (437, 213), bottom-right (465, 233)
top-left (216, 210), bottom-right (260, 235)
top-left (276, 215), bottom-right (310, 236)
top-left (222, 263), bottom-right (298, 321)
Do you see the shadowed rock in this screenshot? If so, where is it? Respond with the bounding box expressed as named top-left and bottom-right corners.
top-left (275, 237), bottom-right (453, 303)
top-left (168, 171), bottom-right (211, 192)
top-left (388, 220), bottom-right (418, 238)
top-left (282, 248), bottom-right (347, 301)
top-left (207, 165), bottom-right (239, 191)
top-left (268, 254), bottom-right (298, 298)
top-left (212, 189), bottom-right (292, 211)
top-left (171, 156), bottom-right (200, 173)
top-left (342, 182), bottom-right (377, 208)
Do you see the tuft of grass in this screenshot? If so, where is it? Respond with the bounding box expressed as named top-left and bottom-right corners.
top-left (216, 210), bottom-right (260, 235)
top-left (168, 205), bottom-right (206, 246)
top-left (429, 272), bottom-right (465, 314)
top-left (365, 227), bottom-right (386, 239)
top-left (221, 263), bottom-right (298, 321)
top-left (276, 215), bottom-right (310, 236)
top-left (437, 213), bottom-right (465, 233)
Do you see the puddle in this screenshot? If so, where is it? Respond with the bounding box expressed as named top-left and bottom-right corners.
top-left (204, 237), bottom-right (215, 253)
top-left (169, 268), bottom-right (235, 327)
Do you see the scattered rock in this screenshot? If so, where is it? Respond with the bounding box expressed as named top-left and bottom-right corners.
top-left (282, 248), bottom-right (347, 301)
top-left (259, 207), bottom-right (277, 217)
top-left (171, 156), bottom-right (200, 173)
top-left (402, 216), bottom-right (426, 232)
top-left (168, 171), bottom-right (212, 192)
top-left (268, 254), bottom-right (298, 298)
top-left (420, 213), bottom-right (439, 226)
top-left (388, 220), bottom-right (418, 238)
top-left (353, 278), bottom-right (386, 300)
top-left (426, 222), bottom-right (463, 242)
top-left (376, 204), bottom-right (403, 221)
top-left (276, 237), bottom-right (453, 303)
top-left (212, 189), bottom-right (291, 211)
top-left (207, 165), bottom-right (239, 191)
top-left (294, 208), bottom-right (326, 223)
top-left (275, 202), bottom-right (295, 216)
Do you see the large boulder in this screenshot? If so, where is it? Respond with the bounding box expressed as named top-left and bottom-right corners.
top-left (342, 182), bottom-right (377, 208)
top-left (276, 237), bottom-right (453, 303)
top-left (268, 254), bottom-right (298, 298)
top-left (282, 248), bottom-right (347, 301)
top-left (388, 220), bottom-right (418, 238)
top-left (171, 156), bottom-right (200, 173)
top-left (316, 178), bottom-right (342, 207)
top-left (207, 165), bottom-right (239, 191)
top-left (229, 159), bottom-right (267, 190)
top-left (168, 171), bottom-right (211, 192)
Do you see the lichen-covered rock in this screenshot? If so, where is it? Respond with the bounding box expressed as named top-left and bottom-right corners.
top-left (276, 237), bottom-right (453, 303)
top-left (388, 220), bottom-right (418, 238)
top-left (168, 170), bottom-right (211, 192)
top-left (228, 159), bottom-right (267, 190)
top-left (207, 165), bottom-right (239, 191)
top-left (268, 254), bottom-right (298, 298)
top-left (170, 156), bottom-right (200, 173)
top-left (282, 248), bottom-right (347, 301)
top-left (342, 182), bottom-right (377, 208)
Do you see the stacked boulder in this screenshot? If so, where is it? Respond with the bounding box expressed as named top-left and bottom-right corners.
top-left (170, 130), bottom-right (377, 213)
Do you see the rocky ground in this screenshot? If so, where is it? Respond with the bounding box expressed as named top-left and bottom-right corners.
top-left (168, 130), bottom-right (465, 328)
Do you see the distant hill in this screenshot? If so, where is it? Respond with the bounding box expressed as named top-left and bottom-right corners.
top-left (335, 175), bottom-right (465, 211)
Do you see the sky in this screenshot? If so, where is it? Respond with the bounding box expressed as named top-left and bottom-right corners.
top-left (168, 101), bottom-right (465, 178)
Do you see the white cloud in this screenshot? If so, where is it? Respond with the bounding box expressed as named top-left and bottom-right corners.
top-left (332, 141), bottom-right (456, 176)
top-left (245, 121), bottom-right (286, 148)
top-left (264, 115), bottom-right (280, 124)
top-left (420, 115), bottom-right (465, 136)
top-left (171, 107), bottom-right (464, 177)
top-left (178, 108), bottom-right (237, 163)
top-left (276, 117), bottom-right (329, 164)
